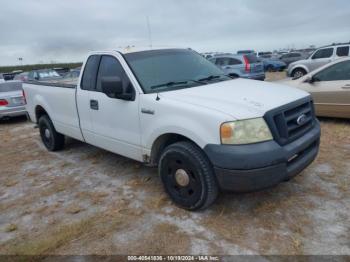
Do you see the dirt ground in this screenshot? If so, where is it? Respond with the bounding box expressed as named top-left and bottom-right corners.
top-left (0, 72), bottom-right (349, 256)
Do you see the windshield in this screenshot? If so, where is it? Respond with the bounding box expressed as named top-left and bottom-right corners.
top-left (124, 49), bottom-right (231, 93)
top-left (38, 70), bottom-right (60, 78)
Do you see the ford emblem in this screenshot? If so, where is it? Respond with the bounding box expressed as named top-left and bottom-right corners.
top-left (296, 114), bottom-right (307, 125)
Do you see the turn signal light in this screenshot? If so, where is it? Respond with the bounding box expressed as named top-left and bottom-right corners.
top-left (220, 123), bottom-right (233, 140)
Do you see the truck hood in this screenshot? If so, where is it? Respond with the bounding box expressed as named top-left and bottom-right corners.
top-left (159, 78), bottom-right (309, 120)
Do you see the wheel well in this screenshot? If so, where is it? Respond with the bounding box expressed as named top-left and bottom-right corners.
top-left (150, 133), bottom-right (197, 166)
top-left (35, 105), bottom-right (48, 123)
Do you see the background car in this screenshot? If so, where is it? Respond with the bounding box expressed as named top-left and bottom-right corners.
top-left (287, 43), bottom-right (350, 79)
top-left (13, 72), bottom-right (29, 82)
top-left (237, 50), bottom-right (256, 55)
top-left (59, 68), bottom-right (81, 85)
top-left (281, 57), bottom-right (350, 118)
top-left (259, 57), bottom-right (287, 72)
top-left (209, 54), bottom-right (265, 80)
top-left (28, 69), bottom-right (62, 82)
top-left (53, 67), bottom-right (70, 76)
top-left (0, 81), bottom-right (27, 120)
top-left (279, 52), bottom-right (306, 66)
top-left (0, 73), bottom-right (4, 82)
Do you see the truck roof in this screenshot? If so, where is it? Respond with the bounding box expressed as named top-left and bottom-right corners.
top-left (114, 46), bottom-right (185, 54)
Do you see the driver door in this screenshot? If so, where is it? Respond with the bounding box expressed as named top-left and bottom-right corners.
top-left (88, 55), bottom-right (142, 161)
top-left (309, 47), bottom-right (334, 72)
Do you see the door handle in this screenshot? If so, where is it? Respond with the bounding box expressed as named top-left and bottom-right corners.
top-left (90, 99), bottom-right (99, 110)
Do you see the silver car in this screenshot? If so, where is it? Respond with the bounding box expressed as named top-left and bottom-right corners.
top-left (279, 52), bottom-right (307, 66)
top-left (287, 43), bottom-right (350, 79)
top-left (209, 54), bottom-right (265, 81)
top-left (0, 81), bottom-right (27, 120)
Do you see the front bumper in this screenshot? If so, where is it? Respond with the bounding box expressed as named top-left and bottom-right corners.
top-left (204, 122), bottom-right (320, 192)
top-left (0, 106), bottom-right (27, 119)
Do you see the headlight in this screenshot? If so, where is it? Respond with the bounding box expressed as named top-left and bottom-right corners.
top-left (220, 118), bottom-right (273, 145)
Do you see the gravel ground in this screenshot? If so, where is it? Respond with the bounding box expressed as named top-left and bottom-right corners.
top-left (0, 73), bottom-right (349, 256)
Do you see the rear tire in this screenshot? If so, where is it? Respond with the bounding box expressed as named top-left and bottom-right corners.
top-left (38, 115), bottom-right (65, 151)
top-left (158, 141), bottom-right (219, 211)
top-left (292, 68), bottom-right (306, 79)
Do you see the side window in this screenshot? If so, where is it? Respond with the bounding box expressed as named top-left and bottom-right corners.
top-left (336, 46), bottom-right (349, 57)
top-left (312, 48), bottom-right (333, 59)
top-left (314, 60), bottom-right (350, 81)
top-left (81, 55), bottom-right (100, 90)
top-left (228, 58), bottom-right (242, 65)
top-left (96, 56), bottom-right (133, 94)
top-left (291, 53), bottom-right (301, 58)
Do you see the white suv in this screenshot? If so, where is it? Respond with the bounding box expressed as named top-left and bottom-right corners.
top-left (287, 43), bottom-right (350, 79)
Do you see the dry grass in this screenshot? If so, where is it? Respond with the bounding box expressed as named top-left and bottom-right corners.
top-left (0, 108), bottom-right (349, 256)
top-left (4, 224), bottom-right (18, 233)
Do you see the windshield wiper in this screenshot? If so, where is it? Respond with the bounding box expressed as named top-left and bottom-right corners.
top-left (197, 75), bottom-right (224, 82)
top-left (150, 80), bottom-right (203, 90)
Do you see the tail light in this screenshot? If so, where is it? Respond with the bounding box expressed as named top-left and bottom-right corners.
top-left (0, 99), bottom-right (8, 106)
top-left (22, 89), bottom-right (27, 104)
top-left (243, 55), bottom-right (251, 72)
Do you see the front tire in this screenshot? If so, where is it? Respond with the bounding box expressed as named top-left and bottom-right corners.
top-left (158, 141), bottom-right (218, 211)
top-left (292, 68), bottom-right (306, 79)
top-left (38, 115), bottom-right (65, 151)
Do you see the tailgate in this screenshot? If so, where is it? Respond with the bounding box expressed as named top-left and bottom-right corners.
top-left (6, 93), bottom-right (26, 107)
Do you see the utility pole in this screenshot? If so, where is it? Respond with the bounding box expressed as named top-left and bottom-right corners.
top-left (18, 57), bottom-right (23, 66)
top-left (146, 16), bottom-right (153, 48)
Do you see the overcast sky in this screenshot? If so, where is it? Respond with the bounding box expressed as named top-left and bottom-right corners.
top-left (0, 0), bottom-right (349, 66)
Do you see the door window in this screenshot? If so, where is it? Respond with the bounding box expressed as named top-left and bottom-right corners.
top-left (96, 56), bottom-right (134, 94)
top-left (312, 48), bottom-right (333, 59)
top-left (81, 55), bottom-right (100, 90)
top-left (314, 60), bottom-right (350, 81)
top-left (336, 46), bottom-right (349, 57)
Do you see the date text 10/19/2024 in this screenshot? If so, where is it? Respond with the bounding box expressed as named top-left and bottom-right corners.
top-left (127, 255), bottom-right (220, 261)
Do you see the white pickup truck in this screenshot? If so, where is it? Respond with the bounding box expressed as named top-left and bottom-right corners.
top-left (24, 47), bottom-right (321, 210)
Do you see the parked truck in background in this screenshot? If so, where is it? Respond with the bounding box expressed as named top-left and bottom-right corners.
top-left (23, 47), bottom-right (320, 210)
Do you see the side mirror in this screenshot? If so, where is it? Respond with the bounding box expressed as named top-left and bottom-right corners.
top-left (304, 76), bottom-right (313, 83)
top-left (101, 77), bottom-right (134, 100)
top-left (304, 76), bottom-right (319, 84)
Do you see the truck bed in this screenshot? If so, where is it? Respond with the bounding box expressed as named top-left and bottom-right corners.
top-left (23, 81), bottom-right (84, 141)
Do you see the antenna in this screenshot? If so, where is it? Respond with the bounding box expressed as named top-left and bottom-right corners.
top-left (146, 16), bottom-right (153, 48)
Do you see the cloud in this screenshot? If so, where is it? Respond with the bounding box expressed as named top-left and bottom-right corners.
top-left (0, 0), bottom-right (349, 65)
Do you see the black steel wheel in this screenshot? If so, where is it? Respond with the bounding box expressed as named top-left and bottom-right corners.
top-left (38, 115), bottom-right (65, 151)
top-left (159, 141), bottom-right (218, 211)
